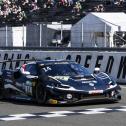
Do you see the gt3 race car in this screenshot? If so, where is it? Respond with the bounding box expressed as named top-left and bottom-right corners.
top-left (0, 60), bottom-right (121, 104)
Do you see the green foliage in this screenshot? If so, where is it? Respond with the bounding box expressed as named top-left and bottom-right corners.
top-left (0, 0), bottom-right (3, 5)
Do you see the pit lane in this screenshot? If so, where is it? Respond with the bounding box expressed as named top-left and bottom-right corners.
top-left (0, 85), bottom-right (126, 126)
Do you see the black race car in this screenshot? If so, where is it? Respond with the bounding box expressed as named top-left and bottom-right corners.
top-left (0, 60), bottom-right (121, 104)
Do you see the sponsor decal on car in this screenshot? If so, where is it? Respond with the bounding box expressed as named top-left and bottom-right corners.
top-left (48, 99), bottom-right (58, 104)
top-left (89, 90), bottom-right (103, 94)
top-left (54, 76), bottom-right (69, 81)
top-left (4, 79), bottom-right (13, 83)
top-left (22, 81), bottom-right (32, 94)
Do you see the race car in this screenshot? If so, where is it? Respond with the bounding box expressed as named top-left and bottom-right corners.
top-left (0, 59), bottom-right (121, 104)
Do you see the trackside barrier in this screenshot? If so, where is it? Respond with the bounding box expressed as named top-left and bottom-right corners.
top-left (0, 47), bottom-right (126, 84)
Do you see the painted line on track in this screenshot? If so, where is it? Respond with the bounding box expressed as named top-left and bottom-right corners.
top-left (0, 106), bottom-right (126, 121)
top-left (120, 86), bottom-right (126, 89)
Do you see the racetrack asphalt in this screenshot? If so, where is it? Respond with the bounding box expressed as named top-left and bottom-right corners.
top-left (0, 85), bottom-right (126, 126)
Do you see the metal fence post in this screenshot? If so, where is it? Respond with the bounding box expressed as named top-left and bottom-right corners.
top-left (104, 23), bottom-right (107, 47)
top-left (60, 21), bottom-right (63, 41)
top-left (39, 23), bottom-right (42, 47)
top-left (5, 25), bottom-right (8, 46)
top-left (81, 22), bottom-right (84, 47)
top-left (22, 25), bottom-right (24, 47)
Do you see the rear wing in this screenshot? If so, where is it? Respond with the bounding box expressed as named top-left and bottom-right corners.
top-left (0, 58), bottom-right (37, 63)
top-left (0, 58), bottom-right (75, 70)
top-left (0, 58), bottom-right (39, 71)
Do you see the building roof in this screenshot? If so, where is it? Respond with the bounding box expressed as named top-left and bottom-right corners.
top-left (72, 12), bottom-right (126, 32)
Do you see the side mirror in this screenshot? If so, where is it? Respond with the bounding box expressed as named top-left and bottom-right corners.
top-left (94, 67), bottom-right (100, 74)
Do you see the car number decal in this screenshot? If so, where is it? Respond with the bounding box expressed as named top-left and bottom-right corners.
top-left (24, 86), bottom-right (32, 94)
top-left (43, 67), bottom-right (52, 72)
top-left (22, 81), bottom-right (32, 94)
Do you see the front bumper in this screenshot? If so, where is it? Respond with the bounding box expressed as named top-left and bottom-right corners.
top-left (46, 87), bottom-right (121, 104)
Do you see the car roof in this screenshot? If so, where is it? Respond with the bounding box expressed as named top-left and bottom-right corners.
top-left (26, 60), bottom-right (75, 65)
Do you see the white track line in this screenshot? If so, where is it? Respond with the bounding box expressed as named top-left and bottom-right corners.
top-left (120, 86), bottom-right (126, 89)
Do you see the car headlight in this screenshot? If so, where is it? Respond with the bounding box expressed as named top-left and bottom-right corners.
top-left (107, 81), bottom-right (117, 89)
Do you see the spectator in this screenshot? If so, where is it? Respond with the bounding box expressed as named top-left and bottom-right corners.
top-left (0, 0), bottom-right (126, 25)
top-left (93, 4), bottom-right (105, 12)
top-left (72, 1), bottom-right (82, 13)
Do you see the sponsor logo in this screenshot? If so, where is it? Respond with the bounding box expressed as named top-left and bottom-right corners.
top-left (48, 99), bottom-right (58, 104)
top-left (54, 76), bottom-right (69, 81)
top-left (0, 52), bottom-right (126, 82)
top-left (89, 90), bottom-right (103, 94)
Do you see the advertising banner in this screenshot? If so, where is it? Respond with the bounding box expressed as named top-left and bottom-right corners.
top-left (0, 50), bottom-right (125, 83)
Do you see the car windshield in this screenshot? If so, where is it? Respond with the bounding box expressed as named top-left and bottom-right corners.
top-left (41, 63), bottom-right (91, 76)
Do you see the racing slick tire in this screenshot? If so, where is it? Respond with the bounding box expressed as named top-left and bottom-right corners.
top-left (36, 83), bottom-right (47, 105)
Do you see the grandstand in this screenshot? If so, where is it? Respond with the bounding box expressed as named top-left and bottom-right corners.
top-left (0, 0), bottom-right (126, 47)
top-left (0, 0), bottom-right (126, 25)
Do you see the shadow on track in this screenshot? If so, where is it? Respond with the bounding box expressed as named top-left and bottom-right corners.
top-left (0, 98), bottom-right (118, 108)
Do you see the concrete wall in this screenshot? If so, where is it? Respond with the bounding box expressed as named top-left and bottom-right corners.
top-left (0, 50), bottom-right (126, 83)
